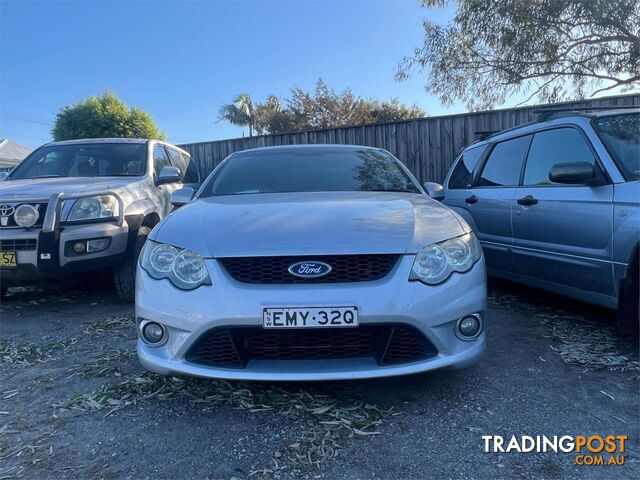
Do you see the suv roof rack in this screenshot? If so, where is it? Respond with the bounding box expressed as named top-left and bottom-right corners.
top-left (534, 105), bottom-right (638, 122)
top-left (474, 130), bottom-right (499, 141)
top-left (469, 104), bottom-right (638, 146)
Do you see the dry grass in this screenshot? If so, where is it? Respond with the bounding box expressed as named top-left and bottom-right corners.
top-left (488, 288), bottom-right (639, 372)
top-left (57, 374), bottom-right (390, 471)
top-left (65, 349), bottom-right (136, 379)
top-left (84, 315), bottom-right (134, 335)
top-left (0, 339), bottom-right (78, 366)
top-left (541, 314), bottom-right (640, 372)
top-left (0, 388), bottom-right (59, 480)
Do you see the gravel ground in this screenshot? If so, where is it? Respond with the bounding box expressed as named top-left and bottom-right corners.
top-left (0, 278), bottom-right (638, 480)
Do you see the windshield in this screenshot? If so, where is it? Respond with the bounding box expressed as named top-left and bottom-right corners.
top-left (201, 148), bottom-right (420, 197)
top-left (592, 113), bottom-right (640, 181)
top-left (8, 142), bottom-right (147, 180)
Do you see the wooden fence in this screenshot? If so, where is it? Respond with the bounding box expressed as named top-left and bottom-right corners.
top-left (180, 94), bottom-right (640, 183)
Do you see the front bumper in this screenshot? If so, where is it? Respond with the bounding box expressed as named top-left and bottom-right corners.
top-left (0, 191), bottom-right (130, 284)
top-left (136, 255), bottom-right (487, 381)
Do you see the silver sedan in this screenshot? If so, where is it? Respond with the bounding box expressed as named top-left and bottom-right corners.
top-left (135, 145), bottom-right (486, 381)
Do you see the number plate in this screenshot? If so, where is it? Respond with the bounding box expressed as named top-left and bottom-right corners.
top-left (0, 251), bottom-right (17, 268)
top-left (263, 306), bottom-right (358, 329)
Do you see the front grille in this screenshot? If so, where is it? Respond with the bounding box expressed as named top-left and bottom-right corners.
top-left (0, 239), bottom-right (37, 251)
top-left (0, 203), bottom-right (47, 229)
top-left (185, 325), bottom-right (437, 369)
top-left (219, 254), bottom-right (400, 284)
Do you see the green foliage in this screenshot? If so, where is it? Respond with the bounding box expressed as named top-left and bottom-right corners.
top-left (219, 79), bottom-right (426, 136)
top-left (52, 91), bottom-right (165, 141)
top-left (218, 93), bottom-right (256, 136)
top-left (396, 0), bottom-right (640, 109)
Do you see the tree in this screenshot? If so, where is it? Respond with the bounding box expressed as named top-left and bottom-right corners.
top-left (219, 93), bottom-right (285, 136)
top-left (52, 91), bottom-right (164, 141)
top-left (280, 79), bottom-right (426, 132)
top-left (253, 95), bottom-right (284, 135)
top-left (220, 79), bottom-right (426, 135)
top-left (395, 0), bottom-right (640, 110)
top-left (218, 93), bottom-right (255, 136)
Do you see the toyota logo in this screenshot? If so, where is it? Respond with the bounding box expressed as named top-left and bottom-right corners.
top-left (0, 204), bottom-right (15, 216)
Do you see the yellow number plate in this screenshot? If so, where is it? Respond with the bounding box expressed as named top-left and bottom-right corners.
top-left (0, 251), bottom-right (17, 268)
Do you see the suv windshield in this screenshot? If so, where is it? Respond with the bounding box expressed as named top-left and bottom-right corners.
top-left (592, 113), bottom-right (639, 181)
top-left (8, 143), bottom-right (147, 180)
top-left (201, 147), bottom-right (420, 196)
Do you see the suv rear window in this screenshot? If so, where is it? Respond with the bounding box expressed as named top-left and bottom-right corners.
top-left (592, 113), bottom-right (639, 181)
top-left (476, 135), bottom-right (530, 187)
top-left (448, 145), bottom-right (486, 189)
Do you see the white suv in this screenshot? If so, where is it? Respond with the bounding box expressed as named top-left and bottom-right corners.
top-left (0, 138), bottom-right (200, 301)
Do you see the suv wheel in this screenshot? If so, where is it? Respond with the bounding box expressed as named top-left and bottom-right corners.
top-left (114, 226), bottom-right (151, 302)
top-left (1, 285), bottom-right (7, 299)
top-left (617, 260), bottom-right (639, 335)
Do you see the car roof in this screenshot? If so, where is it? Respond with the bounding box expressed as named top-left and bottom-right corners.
top-left (40, 138), bottom-right (191, 156)
top-left (232, 144), bottom-right (384, 156)
top-left (466, 107), bottom-right (640, 150)
top-left (46, 138), bottom-right (150, 146)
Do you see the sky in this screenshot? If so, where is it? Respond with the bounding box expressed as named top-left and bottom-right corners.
top-left (2, 0), bottom-right (604, 150)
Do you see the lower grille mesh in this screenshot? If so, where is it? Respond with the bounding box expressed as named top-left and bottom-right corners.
top-left (185, 324), bottom-right (437, 369)
top-left (0, 239), bottom-right (37, 251)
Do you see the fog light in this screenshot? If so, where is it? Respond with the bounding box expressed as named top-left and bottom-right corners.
top-left (73, 242), bottom-right (86, 254)
top-left (456, 314), bottom-right (482, 340)
top-left (141, 321), bottom-right (165, 344)
top-left (87, 238), bottom-right (110, 252)
top-left (14, 204), bottom-right (39, 227)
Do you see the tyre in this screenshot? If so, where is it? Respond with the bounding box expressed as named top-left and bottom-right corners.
top-left (1, 285), bottom-right (7, 300)
top-left (114, 226), bottom-right (151, 302)
top-left (617, 259), bottom-right (639, 335)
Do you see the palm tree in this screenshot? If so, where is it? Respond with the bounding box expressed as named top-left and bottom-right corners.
top-left (219, 94), bottom-right (284, 137)
top-left (218, 93), bottom-right (255, 136)
top-left (263, 95), bottom-right (281, 112)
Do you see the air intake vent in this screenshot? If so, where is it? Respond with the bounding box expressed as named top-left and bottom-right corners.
top-left (185, 324), bottom-right (437, 369)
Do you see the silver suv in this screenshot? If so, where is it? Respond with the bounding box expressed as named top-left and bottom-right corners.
top-left (436, 108), bottom-right (639, 332)
top-left (0, 138), bottom-right (200, 301)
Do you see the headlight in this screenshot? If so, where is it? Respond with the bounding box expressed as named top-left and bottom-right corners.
top-left (140, 240), bottom-right (211, 290)
top-left (67, 195), bottom-right (119, 222)
top-left (410, 232), bottom-right (481, 285)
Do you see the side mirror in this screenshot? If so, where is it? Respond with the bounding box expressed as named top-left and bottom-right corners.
top-left (171, 187), bottom-right (194, 207)
top-left (549, 162), bottom-right (595, 185)
top-left (423, 182), bottom-right (445, 201)
top-left (157, 166), bottom-right (181, 185)
top-left (0, 172), bottom-right (8, 181)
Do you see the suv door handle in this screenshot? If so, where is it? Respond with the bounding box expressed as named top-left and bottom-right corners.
top-left (465, 195), bottom-right (478, 204)
top-left (517, 195), bottom-right (538, 206)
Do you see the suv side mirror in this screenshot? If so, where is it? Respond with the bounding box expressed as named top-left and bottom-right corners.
top-left (423, 182), bottom-right (445, 201)
top-left (157, 166), bottom-right (181, 185)
top-left (0, 172), bottom-right (8, 181)
top-left (549, 162), bottom-right (595, 185)
top-left (171, 187), bottom-right (194, 207)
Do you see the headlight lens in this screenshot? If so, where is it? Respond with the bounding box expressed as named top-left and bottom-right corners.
top-left (14, 204), bottom-right (39, 227)
top-left (67, 195), bottom-right (119, 222)
top-left (410, 232), bottom-right (481, 285)
top-left (150, 244), bottom-right (179, 273)
top-left (141, 240), bottom-right (211, 290)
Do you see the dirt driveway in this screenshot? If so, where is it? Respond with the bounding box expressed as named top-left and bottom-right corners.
top-left (1, 279), bottom-right (638, 479)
